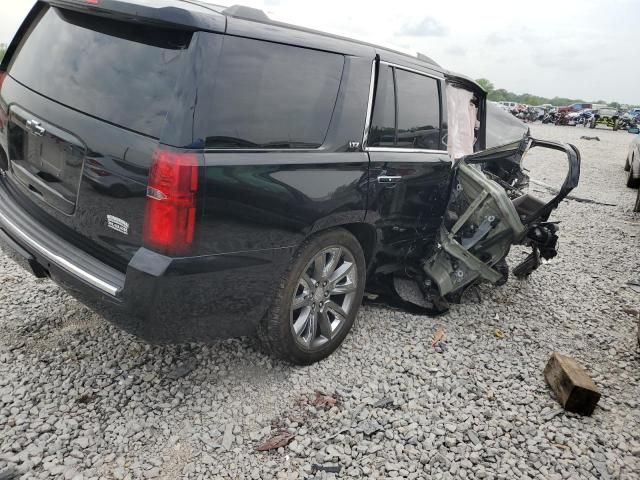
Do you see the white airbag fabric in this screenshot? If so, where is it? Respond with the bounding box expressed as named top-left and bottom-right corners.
top-left (447, 86), bottom-right (477, 161)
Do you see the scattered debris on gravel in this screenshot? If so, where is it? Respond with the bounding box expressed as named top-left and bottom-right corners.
top-left (544, 352), bottom-right (601, 416)
top-left (1, 125), bottom-right (639, 479)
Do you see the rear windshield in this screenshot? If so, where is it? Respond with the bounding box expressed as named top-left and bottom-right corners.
top-left (8, 6), bottom-right (191, 138)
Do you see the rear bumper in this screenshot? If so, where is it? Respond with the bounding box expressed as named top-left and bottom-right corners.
top-left (0, 177), bottom-right (292, 341)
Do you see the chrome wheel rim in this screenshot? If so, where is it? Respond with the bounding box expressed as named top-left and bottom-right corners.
top-left (290, 246), bottom-right (358, 350)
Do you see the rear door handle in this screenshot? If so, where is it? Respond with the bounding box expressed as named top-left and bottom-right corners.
top-left (377, 175), bottom-right (402, 184)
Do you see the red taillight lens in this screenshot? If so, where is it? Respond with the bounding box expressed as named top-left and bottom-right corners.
top-left (143, 150), bottom-right (199, 256)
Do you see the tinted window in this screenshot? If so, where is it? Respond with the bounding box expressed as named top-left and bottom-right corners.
top-left (195, 36), bottom-right (344, 149)
top-left (395, 69), bottom-right (441, 150)
top-left (9, 7), bottom-right (190, 138)
top-left (369, 65), bottom-right (396, 147)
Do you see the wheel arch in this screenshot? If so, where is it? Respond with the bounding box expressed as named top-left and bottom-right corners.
top-left (341, 222), bottom-right (377, 267)
top-left (307, 217), bottom-right (377, 268)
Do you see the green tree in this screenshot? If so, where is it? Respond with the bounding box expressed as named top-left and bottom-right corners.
top-left (0, 44), bottom-right (7, 63)
top-left (475, 78), bottom-right (494, 93)
top-left (474, 78), bottom-right (627, 106)
top-left (488, 88), bottom-right (509, 102)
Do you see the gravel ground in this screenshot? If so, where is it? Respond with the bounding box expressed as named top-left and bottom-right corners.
top-left (1, 124), bottom-right (639, 480)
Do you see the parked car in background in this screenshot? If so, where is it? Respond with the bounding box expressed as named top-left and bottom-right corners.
top-left (0, 0), bottom-right (580, 364)
top-left (569, 109), bottom-right (594, 126)
top-left (617, 112), bottom-right (639, 131)
top-left (625, 129), bottom-right (640, 211)
top-left (530, 105), bottom-right (550, 121)
top-left (558, 103), bottom-right (592, 113)
top-left (499, 101), bottom-right (518, 112)
top-left (589, 107), bottom-right (621, 129)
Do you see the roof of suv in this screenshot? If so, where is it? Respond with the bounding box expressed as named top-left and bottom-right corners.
top-left (46, 0), bottom-right (441, 71)
top-left (206, 2), bottom-right (442, 68)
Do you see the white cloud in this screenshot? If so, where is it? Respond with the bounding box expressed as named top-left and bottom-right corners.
top-left (0, 0), bottom-right (35, 47)
top-left (1, 0), bottom-right (639, 104)
top-left (398, 17), bottom-right (448, 37)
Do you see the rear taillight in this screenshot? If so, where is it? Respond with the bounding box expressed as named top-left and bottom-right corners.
top-left (143, 150), bottom-right (199, 256)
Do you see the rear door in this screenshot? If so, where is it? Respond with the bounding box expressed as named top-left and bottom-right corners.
top-left (1, 3), bottom-right (193, 269)
top-left (365, 61), bottom-right (451, 269)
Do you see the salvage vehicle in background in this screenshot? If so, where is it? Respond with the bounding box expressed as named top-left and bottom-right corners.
top-left (499, 101), bottom-right (518, 112)
top-left (542, 109), bottom-right (559, 124)
top-left (558, 103), bottom-right (592, 114)
top-left (616, 113), bottom-right (639, 132)
top-left (589, 107), bottom-right (621, 130)
top-left (625, 129), bottom-right (640, 211)
top-left (0, 0), bottom-right (580, 364)
top-left (577, 109), bottom-right (595, 126)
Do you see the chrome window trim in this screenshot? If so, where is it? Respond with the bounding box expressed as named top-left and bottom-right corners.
top-left (203, 148), bottom-right (320, 153)
top-left (380, 61), bottom-right (444, 81)
top-left (0, 210), bottom-right (121, 297)
top-left (362, 59), bottom-right (447, 154)
top-left (367, 147), bottom-right (449, 154)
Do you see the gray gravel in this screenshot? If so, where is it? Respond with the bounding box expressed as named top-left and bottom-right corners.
top-left (1, 123), bottom-right (639, 480)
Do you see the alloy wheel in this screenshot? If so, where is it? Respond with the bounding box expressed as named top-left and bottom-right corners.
top-left (290, 246), bottom-right (358, 350)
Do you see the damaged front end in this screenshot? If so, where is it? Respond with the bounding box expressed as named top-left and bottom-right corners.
top-left (393, 83), bottom-right (580, 313)
top-left (421, 138), bottom-right (580, 306)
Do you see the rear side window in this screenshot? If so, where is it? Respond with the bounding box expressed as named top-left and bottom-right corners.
top-left (8, 7), bottom-right (191, 138)
top-left (369, 65), bottom-right (396, 147)
top-left (195, 36), bottom-right (344, 149)
top-left (395, 70), bottom-right (441, 150)
top-left (368, 64), bottom-right (443, 150)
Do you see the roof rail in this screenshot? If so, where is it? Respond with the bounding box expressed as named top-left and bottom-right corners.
top-left (222, 5), bottom-right (270, 22)
top-left (416, 52), bottom-right (440, 67)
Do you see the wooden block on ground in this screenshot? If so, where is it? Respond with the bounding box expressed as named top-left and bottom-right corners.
top-left (544, 352), bottom-right (601, 416)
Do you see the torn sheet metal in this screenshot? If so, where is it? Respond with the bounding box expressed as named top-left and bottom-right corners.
top-left (423, 160), bottom-right (526, 296)
top-left (394, 135), bottom-right (580, 310)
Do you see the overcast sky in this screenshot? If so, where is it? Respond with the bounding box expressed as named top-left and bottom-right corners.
top-left (2, 0), bottom-right (638, 104)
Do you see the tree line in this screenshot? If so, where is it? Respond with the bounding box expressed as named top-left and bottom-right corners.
top-left (0, 44), bottom-right (7, 63)
top-left (475, 78), bottom-right (624, 109)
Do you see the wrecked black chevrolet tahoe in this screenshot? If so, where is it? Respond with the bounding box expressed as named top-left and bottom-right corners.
top-left (0, 0), bottom-right (580, 364)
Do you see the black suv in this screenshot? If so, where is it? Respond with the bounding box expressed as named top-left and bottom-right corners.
top-left (0, 0), bottom-right (580, 364)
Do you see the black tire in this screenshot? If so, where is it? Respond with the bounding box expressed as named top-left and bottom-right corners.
top-left (258, 228), bottom-right (366, 365)
top-left (627, 166), bottom-right (640, 188)
top-left (635, 188), bottom-right (640, 213)
top-left (625, 155), bottom-right (631, 172)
